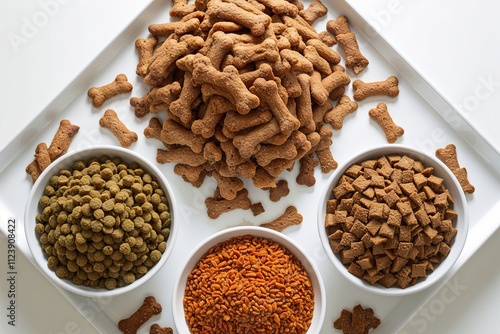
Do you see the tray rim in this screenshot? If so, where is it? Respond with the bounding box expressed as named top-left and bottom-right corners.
top-left (0, 0), bottom-right (499, 333)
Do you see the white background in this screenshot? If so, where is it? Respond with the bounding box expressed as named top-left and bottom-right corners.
top-left (1, 0), bottom-right (499, 333)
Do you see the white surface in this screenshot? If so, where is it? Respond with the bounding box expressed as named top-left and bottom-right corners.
top-left (0, 1), bottom-right (499, 334)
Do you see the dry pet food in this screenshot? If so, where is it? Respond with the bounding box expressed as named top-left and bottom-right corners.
top-left (88, 74), bottom-right (133, 108)
top-left (129, 0), bottom-right (360, 218)
top-left (34, 155), bottom-right (172, 289)
top-left (333, 304), bottom-right (380, 334)
top-left (260, 205), bottom-right (303, 232)
top-left (118, 296), bottom-right (162, 334)
top-left (149, 324), bottom-right (173, 334)
top-left (352, 76), bottom-right (399, 101)
top-left (99, 109), bottom-right (139, 148)
top-left (435, 144), bottom-right (475, 194)
top-left (326, 15), bottom-right (368, 74)
top-left (26, 119), bottom-right (80, 183)
top-left (324, 154), bottom-right (458, 288)
top-left (368, 102), bottom-right (404, 143)
top-left (183, 235), bottom-right (314, 333)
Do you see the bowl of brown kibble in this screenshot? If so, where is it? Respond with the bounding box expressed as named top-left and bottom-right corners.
top-left (317, 144), bottom-right (468, 296)
top-left (24, 145), bottom-right (177, 297)
top-left (172, 226), bottom-right (325, 334)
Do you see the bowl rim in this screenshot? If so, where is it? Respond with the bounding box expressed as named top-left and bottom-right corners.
top-left (172, 225), bottom-right (326, 333)
top-left (317, 143), bottom-right (469, 296)
top-left (24, 145), bottom-right (178, 298)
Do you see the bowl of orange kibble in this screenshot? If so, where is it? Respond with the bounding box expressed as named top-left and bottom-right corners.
top-left (172, 226), bottom-right (325, 333)
top-left (317, 144), bottom-right (468, 296)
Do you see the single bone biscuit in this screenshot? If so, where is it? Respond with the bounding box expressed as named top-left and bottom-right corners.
top-left (135, 35), bottom-right (158, 77)
top-left (205, 188), bottom-right (252, 219)
top-left (268, 179), bottom-right (290, 202)
top-left (260, 205), bottom-right (303, 232)
top-left (368, 102), bottom-right (404, 143)
top-left (256, 0), bottom-right (299, 16)
top-left (299, 0), bottom-right (328, 25)
top-left (168, 72), bottom-right (201, 126)
top-left (353, 76), bottom-right (399, 101)
top-left (281, 15), bottom-right (320, 41)
top-left (255, 136), bottom-right (298, 166)
top-left (304, 45), bottom-right (332, 76)
top-left (47, 119), bottom-right (81, 160)
top-left (324, 95), bottom-right (358, 130)
top-left (296, 73), bottom-right (316, 134)
top-left (296, 152), bottom-right (319, 186)
top-left (250, 78), bottom-right (300, 135)
top-left (149, 324), bottom-right (173, 334)
top-left (280, 49), bottom-right (314, 73)
top-left (26, 119), bottom-right (80, 182)
top-left (327, 16), bottom-right (368, 74)
top-left (435, 144), bottom-right (475, 194)
top-left (118, 296), bottom-right (162, 334)
top-left (88, 74), bottom-right (133, 108)
top-left (206, 31), bottom-right (234, 69)
top-left (99, 109), bottom-right (138, 148)
top-left (144, 117), bottom-right (172, 148)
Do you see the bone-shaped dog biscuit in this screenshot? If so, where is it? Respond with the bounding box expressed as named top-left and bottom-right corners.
top-left (99, 109), bottom-right (138, 148)
top-left (324, 95), bottom-right (358, 130)
top-left (118, 296), bottom-right (162, 334)
top-left (353, 76), bottom-right (399, 101)
top-left (368, 102), bottom-right (404, 143)
top-left (88, 74), bottom-right (133, 108)
top-left (435, 144), bottom-right (475, 194)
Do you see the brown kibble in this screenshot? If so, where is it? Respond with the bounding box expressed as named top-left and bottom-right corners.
top-left (435, 144), bottom-right (475, 194)
top-left (327, 16), bottom-right (369, 74)
top-left (99, 109), bottom-right (138, 148)
top-left (368, 102), bottom-right (404, 143)
top-left (88, 74), bottom-right (133, 108)
top-left (352, 76), bottom-right (399, 101)
top-left (260, 205), bottom-right (303, 232)
top-left (118, 296), bottom-right (162, 334)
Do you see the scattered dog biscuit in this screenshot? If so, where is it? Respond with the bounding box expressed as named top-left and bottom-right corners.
top-left (260, 205), bottom-right (303, 232)
top-left (268, 179), bottom-right (290, 202)
top-left (327, 15), bottom-right (369, 74)
top-left (205, 188), bottom-right (253, 219)
top-left (324, 95), bottom-right (358, 130)
top-left (25, 119), bottom-right (80, 183)
top-left (88, 74), bottom-right (133, 108)
top-left (368, 102), bottom-right (404, 143)
top-left (333, 304), bottom-right (380, 334)
top-left (149, 324), bottom-right (173, 334)
top-left (118, 296), bottom-right (162, 334)
top-left (352, 76), bottom-right (399, 101)
top-left (436, 144), bottom-right (475, 194)
top-left (99, 109), bottom-right (138, 147)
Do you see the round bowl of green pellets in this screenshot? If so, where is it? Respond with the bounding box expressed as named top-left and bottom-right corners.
top-left (24, 145), bottom-right (178, 297)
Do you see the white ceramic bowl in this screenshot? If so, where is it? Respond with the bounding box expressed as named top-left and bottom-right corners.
top-left (173, 226), bottom-right (325, 333)
top-left (317, 144), bottom-right (468, 296)
top-left (24, 145), bottom-right (178, 298)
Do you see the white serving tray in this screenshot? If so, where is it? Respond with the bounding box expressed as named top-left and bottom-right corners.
top-left (0, 0), bottom-right (499, 333)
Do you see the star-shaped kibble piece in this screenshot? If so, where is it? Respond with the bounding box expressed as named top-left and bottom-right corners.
top-left (334, 304), bottom-right (381, 334)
